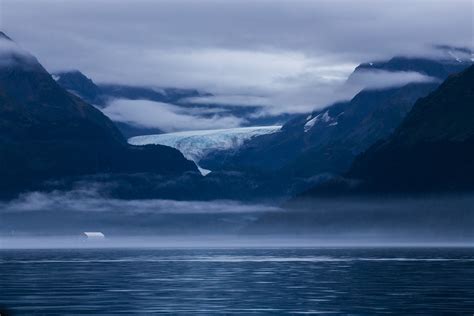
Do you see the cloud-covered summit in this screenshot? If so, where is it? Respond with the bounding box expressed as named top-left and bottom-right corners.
top-left (1, 0), bottom-right (472, 123)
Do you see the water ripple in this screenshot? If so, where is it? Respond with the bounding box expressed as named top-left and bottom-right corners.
top-left (1, 248), bottom-right (474, 315)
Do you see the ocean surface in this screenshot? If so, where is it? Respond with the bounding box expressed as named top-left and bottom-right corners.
top-left (1, 247), bottom-right (474, 315)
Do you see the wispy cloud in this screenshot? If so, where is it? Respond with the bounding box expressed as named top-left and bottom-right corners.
top-left (102, 99), bottom-right (245, 132)
top-left (348, 70), bottom-right (439, 90)
top-left (0, 188), bottom-right (281, 214)
top-left (182, 69), bottom-right (440, 116)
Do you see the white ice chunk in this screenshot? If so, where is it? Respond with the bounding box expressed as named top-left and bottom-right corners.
top-left (83, 232), bottom-right (105, 239)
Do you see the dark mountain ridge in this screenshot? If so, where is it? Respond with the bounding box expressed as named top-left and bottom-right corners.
top-left (346, 65), bottom-right (474, 193)
top-left (53, 70), bottom-right (105, 105)
top-left (350, 55), bottom-right (471, 80)
top-left (0, 32), bottom-right (198, 197)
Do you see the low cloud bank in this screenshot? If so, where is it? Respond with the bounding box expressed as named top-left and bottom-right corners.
top-left (101, 67), bottom-right (441, 131)
top-left (2, 188), bottom-right (474, 244)
top-left (184, 69), bottom-right (441, 117)
top-left (348, 70), bottom-right (439, 90)
top-left (102, 99), bottom-right (245, 132)
top-left (0, 187), bottom-right (282, 237)
top-left (0, 188), bottom-right (280, 214)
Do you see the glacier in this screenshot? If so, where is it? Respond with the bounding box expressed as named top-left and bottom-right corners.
top-left (129, 126), bottom-right (281, 175)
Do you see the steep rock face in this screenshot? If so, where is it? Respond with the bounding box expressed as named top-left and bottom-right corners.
top-left (201, 55), bottom-right (471, 179)
top-left (0, 32), bottom-right (197, 196)
top-left (54, 70), bottom-right (105, 106)
top-left (347, 65), bottom-right (474, 193)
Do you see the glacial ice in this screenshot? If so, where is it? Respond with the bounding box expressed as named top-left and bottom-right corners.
top-left (128, 126), bottom-right (281, 175)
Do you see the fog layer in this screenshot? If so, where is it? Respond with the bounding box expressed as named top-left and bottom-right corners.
top-left (1, 190), bottom-right (474, 247)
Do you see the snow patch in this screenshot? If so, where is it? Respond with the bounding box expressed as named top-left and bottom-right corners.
top-left (304, 116), bottom-right (318, 132)
top-left (448, 51), bottom-right (462, 63)
top-left (129, 126), bottom-right (281, 175)
top-left (304, 111), bottom-right (337, 132)
top-left (320, 111), bottom-right (331, 123)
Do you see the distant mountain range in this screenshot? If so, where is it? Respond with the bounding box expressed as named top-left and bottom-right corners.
top-left (201, 53), bottom-right (472, 183)
top-left (0, 32), bottom-right (197, 197)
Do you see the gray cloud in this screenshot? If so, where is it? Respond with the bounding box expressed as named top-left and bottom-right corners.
top-left (183, 69), bottom-right (440, 117)
top-left (348, 70), bottom-right (439, 90)
top-left (3, 188), bottom-right (474, 244)
top-left (0, 188), bottom-right (281, 214)
top-left (1, 0), bottom-right (472, 116)
top-left (102, 98), bottom-right (245, 132)
top-left (0, 36), bottom-right (37, 68)
top-left (0, 187), bottom-right (283, 237)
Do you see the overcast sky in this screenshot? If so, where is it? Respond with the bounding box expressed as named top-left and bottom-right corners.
top-left (0, 0), bottom-right (472, 130)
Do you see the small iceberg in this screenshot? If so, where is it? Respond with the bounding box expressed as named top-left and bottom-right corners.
top-left (83, 232), bottom-right (105, 239)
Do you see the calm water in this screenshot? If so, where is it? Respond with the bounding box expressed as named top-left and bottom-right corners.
top-left (1, 247), bottom-right (474, 315)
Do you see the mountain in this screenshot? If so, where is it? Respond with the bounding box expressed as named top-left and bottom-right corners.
top-left (129, 126), bottom-right (282, 175)
top-left (202, 82), bottom-right (438, 175)
top-left (349, 55), bottom-right (472, 81)
top-left (54, 70), bottom-right (105, 106)
top-left (0, 32), bottom-right (197, 197)
top-left (345, 65), bottom-right (474, 193)
top-left (201, 55), bottom-right (472, 180)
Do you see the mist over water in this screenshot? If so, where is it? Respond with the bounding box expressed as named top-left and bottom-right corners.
top-left (2, 189), bottom-right (474, 248)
